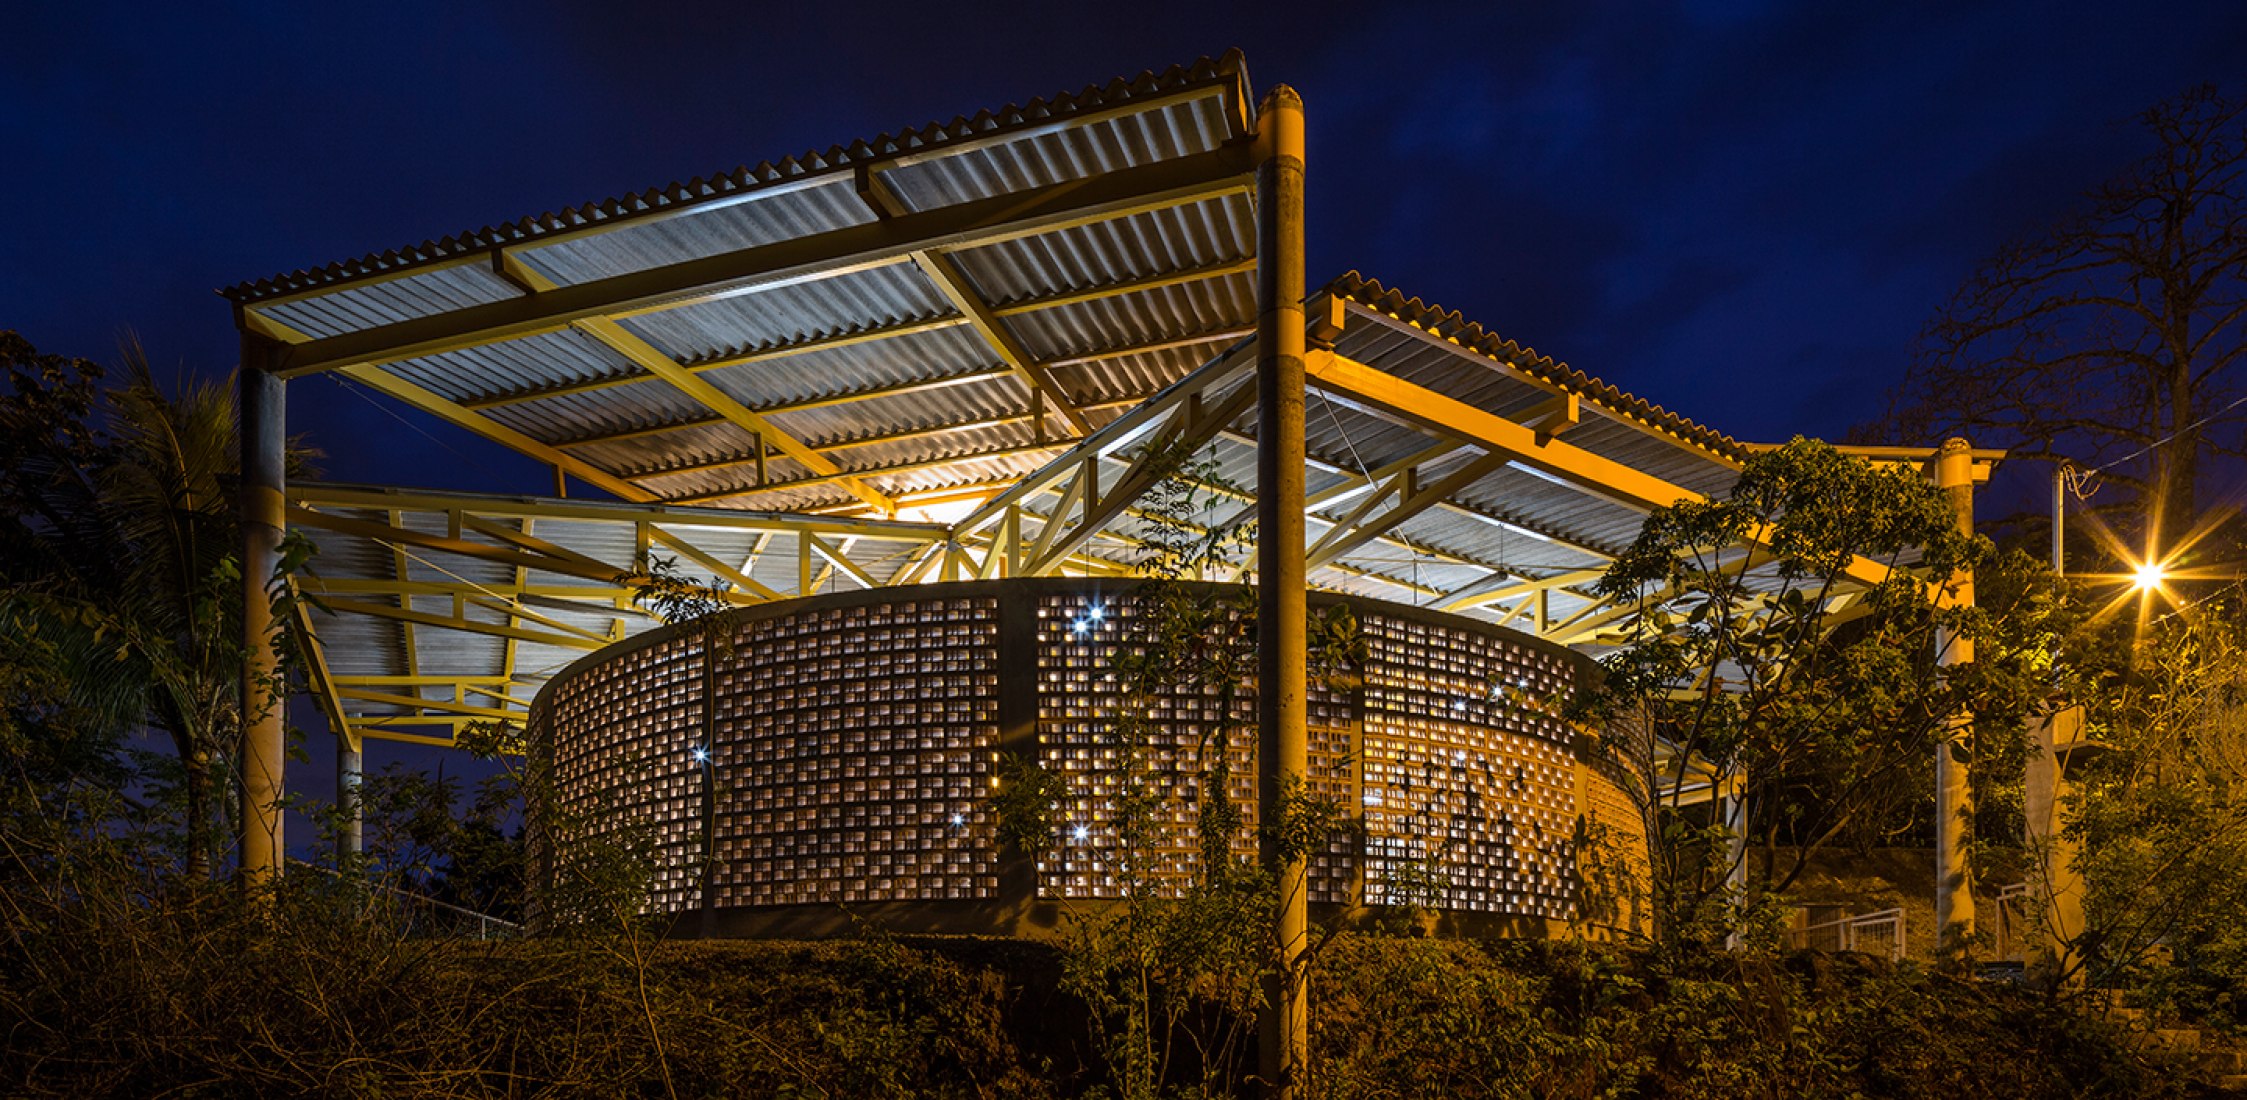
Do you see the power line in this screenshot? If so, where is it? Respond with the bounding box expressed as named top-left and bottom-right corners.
top-left (2080, 392), bottom-right (2247, 478)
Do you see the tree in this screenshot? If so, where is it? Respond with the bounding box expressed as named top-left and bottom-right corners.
top-left (2066, 597), bottom-right (2247, 1016)
top-left (0, 333), bottom-right (302, 878)
top-left (1883, 87), bottom-right (2247, 561)
top-left (1577, 440), bottom-right (2065, 949)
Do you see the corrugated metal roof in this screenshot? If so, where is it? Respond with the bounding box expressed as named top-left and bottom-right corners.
top-left (221, 52), bottom-right (1252, 303)
top-left (257, 55), bottom-right (1835, 752)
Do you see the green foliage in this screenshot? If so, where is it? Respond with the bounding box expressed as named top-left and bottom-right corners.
top-left (1577, 439), bottom-right (2068, 950)
top-left (989, 437), bottom-right (1366, 1098)
top-left (0, 332), bottom-right (323, 878)
top-left (2070, 597), bottom-right (2247, 1024)
top-left (356, 762), bottom-right (526, 922)
top-left (1309, 935), bottom-right (2179, 1099)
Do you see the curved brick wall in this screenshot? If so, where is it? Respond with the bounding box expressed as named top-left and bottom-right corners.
top-left (530, 578), bottom-right (1644, 939)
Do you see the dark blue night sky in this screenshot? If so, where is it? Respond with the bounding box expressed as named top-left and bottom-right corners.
top-left (6, 1), bottom-right (2243, 826)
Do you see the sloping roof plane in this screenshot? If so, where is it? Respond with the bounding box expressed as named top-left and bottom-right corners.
top-left (240, 53), bottom-right (1838, 752)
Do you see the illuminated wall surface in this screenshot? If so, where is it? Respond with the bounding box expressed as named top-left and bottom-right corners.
top-left (532, 579), bottom-right (1646, 937)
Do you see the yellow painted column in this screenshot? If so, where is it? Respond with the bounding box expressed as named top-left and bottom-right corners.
top-left (1254, 83), bottom-right (1309, 1100)
top-left (1933, 437), bottom-right (1977, 962)
top-left (239, 339), bottom-right (288, 890)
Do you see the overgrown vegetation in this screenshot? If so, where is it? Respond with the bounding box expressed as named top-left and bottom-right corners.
top-left (1574, 438), bottom-right (2072, 957)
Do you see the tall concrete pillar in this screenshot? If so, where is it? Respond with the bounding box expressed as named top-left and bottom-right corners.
top-left (1254, 84), bottom-right (1309, 1100)
top-left (1933, 438), bottom-right (1978, 962)
top-left (239, 341), bottom-right (288, 888)
top-left (2025, 705), bottom-right (2088, 985)
top-left (337, 737), bottom-right (363, 861)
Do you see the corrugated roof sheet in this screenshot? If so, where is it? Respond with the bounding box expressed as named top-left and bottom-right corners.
top-left (259, 54), bottom-right (1834, 751)
top-left (221, 52), bottom-right (1251, 303)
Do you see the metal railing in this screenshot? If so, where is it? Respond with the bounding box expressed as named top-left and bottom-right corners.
top-left (289, 859), bottom-right (522, 940)
top-left (1786, 907), bottom-right (1906, 960)
top-left (1993, 882), bottom-right (2032, 962)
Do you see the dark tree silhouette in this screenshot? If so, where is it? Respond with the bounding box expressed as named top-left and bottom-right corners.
top-left (1882, 87), bottom-right (2247, 560)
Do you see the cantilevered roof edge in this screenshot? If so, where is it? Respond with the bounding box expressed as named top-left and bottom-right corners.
top-left (1328, 271), bottom-right (1749, 464)
top-left (220, 50), bottom-right (1252, 305)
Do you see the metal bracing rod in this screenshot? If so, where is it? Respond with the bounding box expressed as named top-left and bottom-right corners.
top-left (1303, 451), bottom-right (1509, 572)
top-left (1206, 424), bottom-right (1621, 565)
top-left (951, 346), bottom-right (1258, 538)
top-left (317, 597), bottom-right (610, 651)
top-left (271, 144), bottom-right (1257, 379)
top-left (341, 365), bottom-right (657, 501)
top-left (494, 251), bottom-right (898, 514)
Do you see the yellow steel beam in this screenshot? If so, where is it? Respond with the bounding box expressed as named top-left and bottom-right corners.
top-left (463, 595), bottom-right (614, 646)
top-left (289, 505), bottom-right (627, 582)
top-left (477, 260), bottom-right (1255, 415)
top-left (647, 525), bottom-right (786, 600)
top-left (286, 578), bottom-right (357, 753)
top-left (333, 674), bottom-right (520, 687)
top-left (913, 248), bottom-right (1090, 436)
top-left (460, 512), bottom-right (618, 578)
top-left (356, 727), bottom-right (478, 749)
top-left (1309, 352), bottom-right (1898, 592)
top-left (336, 364), bottom-right (655, 501)
top-left (316, 597), bottom-right (608, 651)
top-left (954, 347), bottom-right (1257, 538)
top-left (542, 367), bottom-right (1013, 443)
top-left (496, 252), bottom-right (898, 514)
top-left (856, 165), bottom-right (1091, 438)
top-left (1025, 380), bottom-right (1257, 575)
top-left (664, 442), bottom-right (1066, 507)
top-left (288, 483), bottom-right (949, 541)
top-left (466, 316), bottom-right (973, 410)
top-left (335, 687), bottom-right (527, 722)
top-left (273, 143), bottom-right (1256, 378)
top-left (803, 533), bottom-right (880, 591)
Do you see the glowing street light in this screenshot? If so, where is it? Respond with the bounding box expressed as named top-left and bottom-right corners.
top-left (2132, 560), bottom-right (2167, 591)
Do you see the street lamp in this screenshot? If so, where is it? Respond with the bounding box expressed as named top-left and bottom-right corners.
top-left (2132, 561), bottom-right (2167, 591)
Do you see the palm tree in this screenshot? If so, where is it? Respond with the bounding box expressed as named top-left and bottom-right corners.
top-left (2, 335), bottom-right (262, 878)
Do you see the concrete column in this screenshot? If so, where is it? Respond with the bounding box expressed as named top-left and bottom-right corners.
top-left (337, 738), bottom-right (363, 860)
top-left (1933, 437), bottom-right (1977, 962)
top-left (239, 342), bottom-right (287, 888)
top-left (2025, 705), bottom-right (2087, 986)
top-left (1254, 84), bottom-right (1309, 1100)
